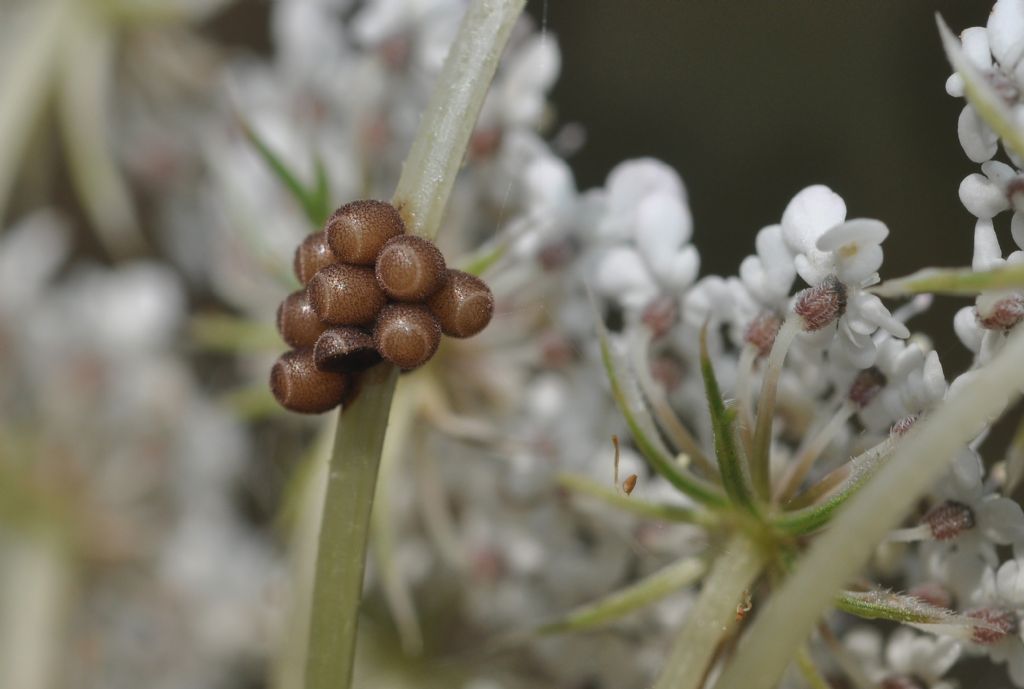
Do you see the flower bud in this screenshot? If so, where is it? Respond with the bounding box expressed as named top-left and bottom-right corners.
top-left (794, 275), bottom-right (847, 332)
top-left (373, 303), bottom-right (441, 370)
top-left (308, 263), bottom-right (386, 326)
top-left (293, 231), bottom-right (336, 284)
top-left (426, 269), bottom-right (494, 338)
top-left (743, 311), bottom-right (782, 357)
top-left (976, 293), bottom-right (1024, 330)
top-left (967, 608), bottom-right (1018, 644)
top-left (375, 235), bottom-right (446, 301)
top-left (270, 348), bottom-right (350, 414)
top-left (314, 326), bottom-right (381, 373)
top-left (326, 200), bottom-right (405, 265)
top-left (921, 500), bottom-right (975, 541)
top-left (847, 367), bottom-right (886, 408)
top-left (277, 290), bottom-right (329, 348)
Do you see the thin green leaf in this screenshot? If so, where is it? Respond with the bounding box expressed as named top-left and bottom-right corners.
top-left (700, 324), bottom-right (757, 514)
top-left (836, 589), bottom-right (955, 625)
top-left (557, 473), bottom-right (719, 526)
top-left (835, 589), bottom-right (999, 641)
top-left (239, 116), bottom-right (330, 230)
top-left (592, 298), bottom-right (727, 508)
top-left (535, 556), bottom-right (706, 635)
top-left (871, 264), bottom-right (1024, 298)
top-left (772, 439), bottom-right (892, 536)
top-left (937, 14), bottom-right (1024, 162)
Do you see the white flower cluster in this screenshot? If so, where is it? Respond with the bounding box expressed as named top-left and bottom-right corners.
top-left (11, 0), bottom-right (1024, 688)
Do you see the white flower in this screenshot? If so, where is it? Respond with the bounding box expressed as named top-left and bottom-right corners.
top-left (844, 626), bottom-right (960, 689)
top-left (959, 161), bottom-right (1024, 220)
top-left (738, 224), bottom-right (796, 308)
top-left (593, 159), bottom-right (700, 311)
top-left (781, 184), bottom-right (887, 287)
top-left (963, 558), bottom-right (1024, 685)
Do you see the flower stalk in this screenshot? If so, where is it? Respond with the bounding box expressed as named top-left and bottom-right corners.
top-left (300, 2), bottom-right (525, 688)
top-left (651, 533), bottom-right (764, 689)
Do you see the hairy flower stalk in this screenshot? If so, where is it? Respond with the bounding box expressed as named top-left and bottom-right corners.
top-left (302, 3), bottom-right (525, 688)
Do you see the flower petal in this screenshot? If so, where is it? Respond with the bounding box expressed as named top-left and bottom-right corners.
top-left (781, 185), bottom-right (846, 255)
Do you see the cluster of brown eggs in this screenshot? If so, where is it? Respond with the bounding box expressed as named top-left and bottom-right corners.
top-left (270, 200), bottom-right (494, 413)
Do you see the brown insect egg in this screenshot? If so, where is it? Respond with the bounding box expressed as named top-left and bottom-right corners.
top-left (373, 304), bottom-right (441, 370)
top-left (374, 234), bottom-right (446, 301)
top-left (314, 326), bottom-right (382, 373)
top-left (277, 290), bottom-right (329, 348)
top-left (308, 263), bottom-right (386, 326)
top-left (325, 200), bottom-right (405, 265)
top-left (426, 269), bottom-right (494, 338)
top-left (293, 230), bottom-right (337, 284)
top-left (270, 348), bottom-right (350, 414)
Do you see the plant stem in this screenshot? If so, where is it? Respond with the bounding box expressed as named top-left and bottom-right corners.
top-left (750, 316), bottom-right (800, 498)
top-left (304, 365), bottom-right (398, 689)
top-left (651, 533), bottom-right (764, 689)
top-left (713, 325), bottom-right (1024, 689)
top-left (393, 0), bottom-right (527, 241)
top-left (300, 2), bottom-right (525, 688)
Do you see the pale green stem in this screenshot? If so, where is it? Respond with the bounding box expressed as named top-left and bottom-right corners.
top-left (795, 645), bottom-right (832, 689)
top-left (56, 2), bottom-right (145, 258)
top-left (557, 473), bottom-right (719, 527)
top-left (774, 401), bottom-right (855, 504)
top-left (713, 326), bottom-right (1024, 689)
top-left (652, 533), bottom-right (764, 689)
top-left (393, 0), bottom-right (526, 241)
top-left (0, 0), bottom-right (66, 226)
top-left (304, 366), bottom-right (399, 689)
top-left (274, 418), bottom-right (336, 689)
top-left (301, 3), bottom-right (524, 687)
top-left (735, 344), bottom-right (758, 454)
top-left (629, 327), bottom-right (718, 477)
top-left (536, 556), bottom-right (707, 635)
top-left (0, 531), bottom-right (71, 689)
top-left (751, 316), bottom-right (801, 497)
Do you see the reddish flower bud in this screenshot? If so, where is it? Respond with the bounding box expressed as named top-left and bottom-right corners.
top-left (313, 327), bottom-right (381, 373)
top-left (794, 275), bottom-right (847, 332)
top-left (373, 304), bottom-right (442, 370)
top-left (308, 264), bottom-right (387, 326)
top-left (277, 290), bottom-right (329, 348)
top-left (922, 500), bottom-right (975, 541)
top-left (270, 348), bottom-right (350, 414)
top-left (426, 269), bottom-right (494, 338)
top-left (847, 367), bottom-right (887, 408)
top-left (326, 200), bottom-right (405, 265)
top-left (976, 294), bottom-right (1024, 331)
top-left (374, 235), bottom-right (446, 301)
top-left (967, 608), bottom-right (1018, 644)
top-left (293, 231), bottom-right (336, 284)
top-left (744, 311), bottom-right (783, 357)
